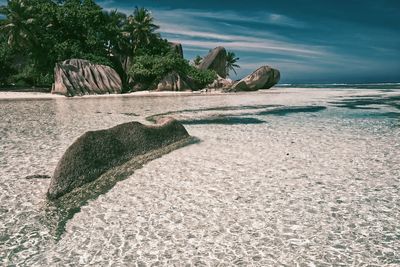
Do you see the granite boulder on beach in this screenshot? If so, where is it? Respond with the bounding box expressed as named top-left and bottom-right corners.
top-left (156, 71), bottom-right (192, 91)
top-left (231, 66), bottom-right (280, 91)
top-left (52, 59), bottom-right (122, 96)
top-left (47, 118), bottom-right (191, 200)
top-left (198, 46), bottom-right (228, 78)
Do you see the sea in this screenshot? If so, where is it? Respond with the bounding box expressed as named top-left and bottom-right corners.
top-left (0, 85), bottom-right (399, 266)
top-left (276, 82), bottom-right (400, 90)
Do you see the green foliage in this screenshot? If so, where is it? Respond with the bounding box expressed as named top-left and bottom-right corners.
top-left (135, 37), bottom-right (171, 57)
top-left (56, 0), bottom-right (109, 58)
top-left (0, 0), bottom-right (117, 86)
top-left (226, 51), bottom-right (240, 76)
top-left (83, 54), bottom-right (114, 68)
top-left (0, 0), bottom-right (37, 50)
top-left (0, 36), bottom-right (16, 85)
top-left (11, 64), bottom-right (53, 86)
top-left (128, 53), bottom-right (186, 84)
top-left (187, 66), bottom-right (216, 88)
top-left (0, 0), bottom-right (226, 90)
top-left (193, 55), bottom-right (203, 66)
top-left (103, 9), bottom-right (128, 56)
top-left (128, 52), bottom-right (216, 90)
top-left (123, 7), bottom-right (160, 53)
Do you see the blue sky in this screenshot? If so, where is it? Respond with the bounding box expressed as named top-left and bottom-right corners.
top-left (96, 0), bottom-right (400, 83)
top-left (1, 0), bottom-right (399, 83)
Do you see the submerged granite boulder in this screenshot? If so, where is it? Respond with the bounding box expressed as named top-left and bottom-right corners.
top-left (52, 59), bottom-right (122, 96)
top-left (47, 118), bottom-right (190, 200)
top-left (156, 71), bottom-right (192, 91)
top-left (232, 66), bottom-right (280, 91)
top-left (198, 46), bottom-right (227, 78)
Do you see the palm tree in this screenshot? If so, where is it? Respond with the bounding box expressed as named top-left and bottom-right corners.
top-left (193, 55), bottom-right (202, 66)
top-left (123, 7), bottom-right (159, 54)
top-left (0, 0), bottom-right (36, 49)
top-left (104, 9), bottom-right (128, 56)
top-left (226, 51), bottom-right (240, 76)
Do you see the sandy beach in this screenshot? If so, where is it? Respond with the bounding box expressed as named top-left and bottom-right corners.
top-left (0, 90), bottom-right (204, 100)
top-left (0, 87), bottom-right (385, 101)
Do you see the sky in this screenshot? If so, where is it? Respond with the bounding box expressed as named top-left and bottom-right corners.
top-left (1, 0), bottom-right (399, 83)
top-left (94, 0), bottom-right (399, 83)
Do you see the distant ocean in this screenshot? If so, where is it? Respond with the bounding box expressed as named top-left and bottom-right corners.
top-left (276, 82), bottom-right (400, 89)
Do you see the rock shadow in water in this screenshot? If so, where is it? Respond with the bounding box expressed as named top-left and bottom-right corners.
top-left (43, 136), bottom-right (199, 240)
top-left (352, 112), bottom-right (400, 119)
top-left (25, 174), bottom-right (51, 180)
top-left (256, 106), bottom-right (327, 116)
top-left (43, 118), bottom-right (198, 239)
top-left (333, 105), bottom-right (380, 110)
top-left (329, 94), bottom-right (400, 111)
top-left (181, 116), bottom-right (265, 125)
top-left (329, 94), bottom-right (400, 120)
top-left (121, 112), bottom-right (139, 116)
top-left (148, 105), bottom-right (327, 126)
top-left (146, 104), bottom-right (282, 122)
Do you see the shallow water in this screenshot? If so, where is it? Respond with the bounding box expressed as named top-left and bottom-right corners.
top-left (0, 88), bottom-right (399, 266)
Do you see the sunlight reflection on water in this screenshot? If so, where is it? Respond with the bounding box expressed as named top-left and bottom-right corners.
top-left (0, 88), bottom-right (399, 265)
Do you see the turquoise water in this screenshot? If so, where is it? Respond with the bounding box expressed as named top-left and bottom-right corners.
top-left (0, 88), bottom-right (399, 265)
top-left (277, 82), bottom-right (400, 90)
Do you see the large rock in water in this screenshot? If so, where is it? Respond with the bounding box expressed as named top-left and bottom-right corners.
top-left (47, 118), bottom-right (190, 200)
top-left (52, 59), bottom-right (122, 96)
top-left (232, 66), bottom-right (280, 91)
top-left (198, 46), bottom-right (227, 78)
top-left (156, 71), bottom-right (191, 91)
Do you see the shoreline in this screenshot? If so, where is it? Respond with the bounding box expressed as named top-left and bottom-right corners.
top-left (0, 89), bottom-right (279, 101)
top-left (0, 86), bottom-right (398, 101)
top-left (0, 90), bottom-right (209, 101)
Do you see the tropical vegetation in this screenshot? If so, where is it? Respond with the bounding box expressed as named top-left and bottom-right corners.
top-left (193, 55), bottom-right (203, 66)
top-left (226, 51), bottom-right (240, 76)
top-left (0, 0), bottom-right (237, 90)
top-left (128, 52), bottom-right (216, 90)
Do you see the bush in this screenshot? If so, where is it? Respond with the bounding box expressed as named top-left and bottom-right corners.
top-left (81, 54), bottom-right (114, 68)
top-left (0, 41), bottom-right (16, 86)
top-left (186, 66), bottom-right (216, 89)
top-left (128, 52), bottom-right (216, 90)
top-left (128, 53), bottom-right (186, 84)
top-left (11, 64), bottom-right (53, 87)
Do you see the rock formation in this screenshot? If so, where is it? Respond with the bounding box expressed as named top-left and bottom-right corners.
top-left (198, 46), bottom-right (227, 78)
top-left (156, 71), bottom-right (191, 91)
top-left (231, 66), bottom-right (280, 91)
top-left (207, 75), bottom-right (234, 89)
top-left (169, 42), bottom-right (184, 58)
top-left (52, 59), bottom-right (122, 96)
top-left (47, 118), bottom-right (190, 200)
